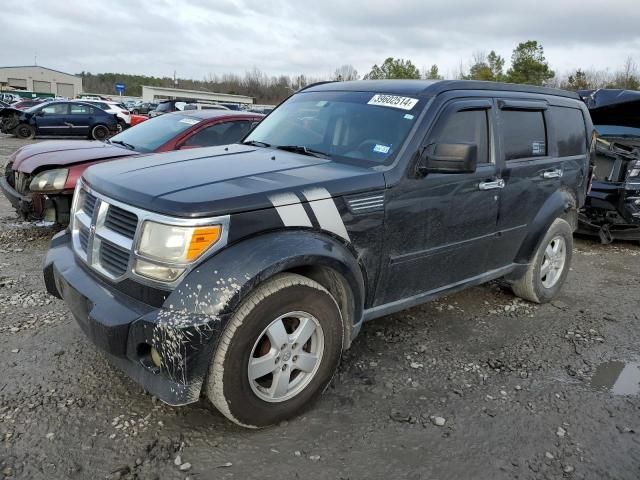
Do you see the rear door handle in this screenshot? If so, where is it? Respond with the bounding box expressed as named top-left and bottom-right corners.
top-left (478, 179), bottom-right (505, 190)
top-left (542, 168), bottom-right (563, 179)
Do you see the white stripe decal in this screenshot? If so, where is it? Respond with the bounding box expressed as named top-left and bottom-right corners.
top-left (269, 192), bottom-right (312, 228)
top-left (303, 188), bottom-right (350, 242)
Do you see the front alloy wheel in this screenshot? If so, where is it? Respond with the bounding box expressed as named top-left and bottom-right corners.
top-left (248, 311), bottom-right (325, 403)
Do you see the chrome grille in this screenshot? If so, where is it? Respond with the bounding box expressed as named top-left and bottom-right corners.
top-left (104, 205), bottom-right (138, 239)
top-left (71, 184), bottom-right (139, 281)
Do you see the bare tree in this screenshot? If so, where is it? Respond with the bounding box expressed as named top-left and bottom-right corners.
top-left (333, 65), bottom-right (359, 81)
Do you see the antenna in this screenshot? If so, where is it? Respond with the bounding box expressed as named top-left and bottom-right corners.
top-left (34, 52), bottom-right (37, 66)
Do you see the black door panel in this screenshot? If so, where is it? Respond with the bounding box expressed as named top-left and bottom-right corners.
top-left (377, 99), bottom-right (500, 305)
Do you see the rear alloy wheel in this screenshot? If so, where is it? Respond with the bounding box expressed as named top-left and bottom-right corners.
top-left (206, 273), bottom-right (344, 428)
top-left (15, 124), bottom-right (35, 139)
top-left (91, 124), bottom-right (110, 141)
top-left (511, 218), bottom-right (573, 303)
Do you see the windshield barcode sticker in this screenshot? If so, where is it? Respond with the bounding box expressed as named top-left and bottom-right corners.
top-left (179, 118), bottom-right (201, 125)
top-left (368, 94), bottom-right (419, 111)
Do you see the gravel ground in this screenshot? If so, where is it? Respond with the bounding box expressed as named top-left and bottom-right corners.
top-left (1, 134), bottom-right (639, 480)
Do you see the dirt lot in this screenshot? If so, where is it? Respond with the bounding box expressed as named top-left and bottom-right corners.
top-left (1, 134), bottom-right (639, 480)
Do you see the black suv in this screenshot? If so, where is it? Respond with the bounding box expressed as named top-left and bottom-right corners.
top-left (44, 80), bottom-right (592, 428)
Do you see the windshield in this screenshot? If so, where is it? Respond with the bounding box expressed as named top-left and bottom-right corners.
top-left (108, 113), bottom-right (201, 152)
top-left (156, 102), bottom-right (173, 113)
top-left (244, 90), bottom-right (423, 165)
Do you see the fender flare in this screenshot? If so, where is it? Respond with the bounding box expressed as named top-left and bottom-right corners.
top-left (513, 188), bottom-right (577, 264)
top-left (164, 229), bottom-right (366, 346)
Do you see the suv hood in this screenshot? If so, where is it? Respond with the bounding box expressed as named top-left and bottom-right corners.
top-left (83, 144), bottom-right (386, 217)
top-left (12, 140), bottom-right (138, 174)
top-left (580, 88), bottom-right (640, 130)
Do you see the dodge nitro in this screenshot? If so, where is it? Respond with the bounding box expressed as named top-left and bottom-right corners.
top-left (44, 80), bottom-right (593, 428)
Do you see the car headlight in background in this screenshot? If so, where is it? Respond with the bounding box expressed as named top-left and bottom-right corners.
top-left (29, 168), bottom-right (69, 192)
top-left (134, 221), bottom-right (223, 282)
top-left (630, 161), bottom-right (640, 178)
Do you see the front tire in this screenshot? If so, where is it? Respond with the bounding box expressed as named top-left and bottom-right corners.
top-left (15, 124), bottom-right (35, 139)
top-left (91, 124), bottom-right (109, 141)
top-left (206, 273), bottom-right (344, 428)
top-left (511, 218), bottom-right (573, 303)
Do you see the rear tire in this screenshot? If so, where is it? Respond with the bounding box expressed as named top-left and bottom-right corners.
top-left (206, 273), bottom-right (344, 428)
top-left (511, 218), bottom-right (573, 303)
top-left (15, 124), bottom-right (35, 139)
top-left (91, 124), bottom-right (109, 141)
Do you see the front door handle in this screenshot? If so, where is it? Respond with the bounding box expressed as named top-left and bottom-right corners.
top-left (478, 179), bottom-right (505, 190)
top-left (542, 168), bottom-right (563, 179)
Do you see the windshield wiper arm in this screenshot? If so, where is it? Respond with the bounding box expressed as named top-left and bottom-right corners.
top-left (242, 140), bottom-right (271, 147)
top-left (275, 145), bottom-right (330, 159)
top-left (110, 140), bottom-right (136, 150)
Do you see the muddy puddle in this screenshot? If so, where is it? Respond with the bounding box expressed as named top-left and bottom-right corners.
top-left (590, 361), bottom-right (640, 395)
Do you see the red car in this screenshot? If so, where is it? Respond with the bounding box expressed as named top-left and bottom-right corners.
top-left (1, 110), bottom-right (263, 223)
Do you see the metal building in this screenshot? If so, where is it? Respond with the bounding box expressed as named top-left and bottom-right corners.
top-left (0, 65), bottom-right (83, 98)
top-left (142, 85), bottom-right (253, 106)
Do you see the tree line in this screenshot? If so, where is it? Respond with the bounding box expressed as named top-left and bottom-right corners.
top-left (79, 40), bottom-right (639, 104)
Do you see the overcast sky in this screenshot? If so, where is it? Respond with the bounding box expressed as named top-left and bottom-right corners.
top-left (2, 0), bottom-right (639, 81)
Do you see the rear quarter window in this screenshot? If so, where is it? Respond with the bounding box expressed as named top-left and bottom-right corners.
top-left (500, 110), bottom-right (547, 160)
top-left (551, 106), bottom-right (587, 156)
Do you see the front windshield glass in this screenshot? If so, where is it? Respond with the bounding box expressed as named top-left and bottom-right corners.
top-left (156, 102), bottom-right (172, 113)
top-left (108, 113), bottom-right (201, 152)
top-left (244, 90), bottom-right (423, 165)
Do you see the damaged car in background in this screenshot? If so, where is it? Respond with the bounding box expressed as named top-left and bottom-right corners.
top-left (578, 89), bottom-right (640, 243)
top-left (0, 110), bottom-right (263, 223)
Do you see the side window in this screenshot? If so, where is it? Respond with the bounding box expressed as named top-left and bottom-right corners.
top-left (70, 104), bottom-right (93, 114)
top-left (430, 109), bottom-right (490, 164)
top-left (184, 121), bottom-right (252, 147)
top-left (551, 107), bottom-right (587, 156)
top-left (501, 110), bottom-right (547, 160)
top-left (41, 103), bottom-right (69, 115)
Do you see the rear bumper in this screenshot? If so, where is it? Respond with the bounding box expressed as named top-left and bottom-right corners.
top-left (43, 230), bottom-right (223, 405)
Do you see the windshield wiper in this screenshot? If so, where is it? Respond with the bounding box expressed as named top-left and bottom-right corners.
top-left (110, 140), bottom-right (136, 150)
top-left (275, 145), bottom-right (330, 159)
top-left (242, 140), bottom-right (271, 147)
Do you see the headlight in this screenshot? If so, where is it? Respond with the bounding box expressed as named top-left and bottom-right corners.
top-left (29, 168), bottom-right (69, 192)
top-left (137, 221), bottom-right (222, 262)
top-left (134, 221), bottom-right (222, 282)
top-left (630, 161), bottom-right (640, 178)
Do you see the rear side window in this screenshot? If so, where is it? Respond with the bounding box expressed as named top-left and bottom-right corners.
top-left (431, 109), bottom-right (490, 164)
top-left (501, 110), bottom-right (547, 160)
top-left (552, 107), bottom-right (587, 156)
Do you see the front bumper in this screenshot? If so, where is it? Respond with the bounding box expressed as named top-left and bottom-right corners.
top-left (0, 174), bottom-right (34, 217)
top-left (43, 230), bottom-right (223, 405)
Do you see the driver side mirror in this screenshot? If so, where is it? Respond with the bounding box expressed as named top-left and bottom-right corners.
top-left (37, 110), bottom-right (46, 116)
top-left (416, 143), bottom-right (478, 176)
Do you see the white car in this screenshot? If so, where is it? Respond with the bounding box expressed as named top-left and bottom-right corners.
top-left (81, 100), bottom-right (132, 130)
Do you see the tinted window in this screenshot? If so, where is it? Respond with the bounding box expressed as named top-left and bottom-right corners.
top-left (552, 107), bottom-right (587, 156)
top-left (70, 104), bottom-right (94, 114)
top-left (41, 103), bottom-right (68, 115)
top-left (156, 102), bottom-right (173, 113)
top-left (184, 121), bottom-right (252, 147)
top-left (430, 109), bottom-right (489, 164)
top-left (501, 110), bottom-right (547, 160)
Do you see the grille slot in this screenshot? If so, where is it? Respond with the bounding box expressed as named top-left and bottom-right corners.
top-left (104, 205), bottom-right (138, 239)
top-left (82, 192), bottom-right (98, 217)
top-left (99, 240), bottom-right (130, 277)
top-left (78, 226), bottom-right (90, 253)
